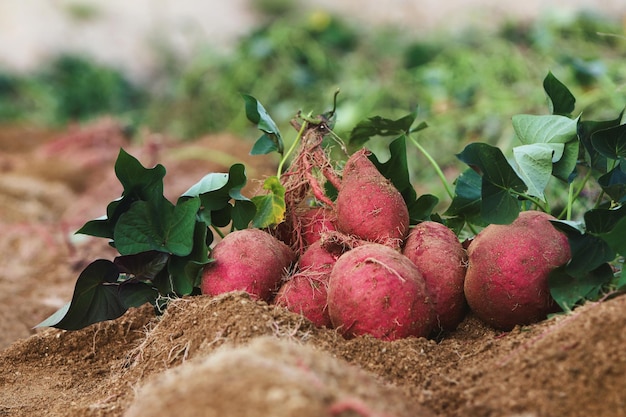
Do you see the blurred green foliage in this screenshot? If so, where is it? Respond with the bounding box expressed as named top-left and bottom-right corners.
top-left (0, 11), bottom-right (624, 184)
top-left (0, 55), bottom-right (145, 126)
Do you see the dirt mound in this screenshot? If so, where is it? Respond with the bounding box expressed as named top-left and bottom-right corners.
top-left (1, 292), bottom-right (625, 417)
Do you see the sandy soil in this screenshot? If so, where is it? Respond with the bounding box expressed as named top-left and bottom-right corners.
top-left (1, 120), bottom-right (625, 417)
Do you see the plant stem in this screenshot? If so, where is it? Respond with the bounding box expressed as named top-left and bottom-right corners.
top-left (557, 168), bottom-right (594, 219)
top-left (408, 135), bottom-right (454, 200)
top-left (566, 181), bottom-right (574, 220)
top-left (509, 189), bottom-right (549, 213)
top-left (211, 226), bottom-right (226, 240)
top-left (277, 120), bottom-right (308, 177)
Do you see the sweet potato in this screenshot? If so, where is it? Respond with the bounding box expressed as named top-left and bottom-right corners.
top-left (402, 221), bottom-right (468, 332)
top-left (299, 207), bottom-right (337, 248)
top-left (464, 211), bottom-right (571, 330)
top-left (328, 243), bottom-right (434, 340)
top-left (274, 271), bottom-right (332, 327)
top-left (274, 241), bottom-right (339, 327)
top-left (201, 228), bottom-right (296, 301)
top-left (335, 149), bottom-right (409, 248)
top-left (298, 240), bottom-right (341, 271)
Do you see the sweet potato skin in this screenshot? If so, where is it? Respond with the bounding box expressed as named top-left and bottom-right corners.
top-left (274, 241), bottom-right (339, 327)
top-left (299, 207), bottom-right (337, 248)
top-left (402, 221), bottom-right (468, 332)
top-left (328, 243), bottom-right (435, 340)
top-left (201, 229), bottom-right (296, 301)
top-left (335, 149), bottom-right (409, 248)
top-left (274, 271), bottom-right (332, 327)
top-left (463, 211), bottom-right (571, 330)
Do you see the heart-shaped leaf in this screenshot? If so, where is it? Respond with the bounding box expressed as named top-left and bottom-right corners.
top-left (456, 143), bottom-right (526, 224)
top-left (36, 260), bottom-right (129, 330)
top-left (549, 263), bottom-right (613, 311)
top-left (243, 94), bottom-right (283, 155)
top-left (114, 196), bottom-right (200, 256)
top-left (251, 176), bottom-right (286, 228)
top-left (512, 114), bottom-right (578, 145)
top-left (543, 71), bottom-right (576, 116)
top-left (348, 109), bottom-right (422, 148)
top-left (590, 123), bottom-right (626, 160)
top-left (512, 143), bottom-right (562, 199)
top-left (598, 162), bottom-right (626, 202)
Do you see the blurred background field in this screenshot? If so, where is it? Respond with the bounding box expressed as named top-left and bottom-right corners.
top-left (1, 0), bottom-right (625, 199)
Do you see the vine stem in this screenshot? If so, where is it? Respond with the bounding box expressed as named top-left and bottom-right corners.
top-left (509, 189), bottom-right (549, 213)
top-left (278, 120), bottom-right (308, 177)
top-left (407, 135), bottom-right (454, 200)
top-left (211, 225), bottom-right (226, 240)
top-left (557, 168), bottom-right (594, 219)
top-left (407, 134), bottom-right (479, 236)
top-left (566, 181), bottom-right (574, 221)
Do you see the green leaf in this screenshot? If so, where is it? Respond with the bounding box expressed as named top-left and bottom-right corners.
top-left (183, 164), bottom-right (256, 230)
top-left (543, 72), bottom-right (576, 116)
top-left (182, 172), bottom-right (229, 200)
top-left (512, 113), bottom-right (579, 184)
top-left (348, 109), bottom-right (420, 148)
top-left (595, 213), bottom-right (626, 256)
top-left (114, 197), bottom-right (200, 256)
top-left (578, 112), bottom-right (624, 172)
top-left (231, 199), bottom-right (257, 230)
top-left (118, 282), bottom-right (159, 309)
top-left (77, 150), bottom-right (167, 239)
top-left (512, 143), bottom-right (562, 199)
top-left (598, 162), bottom-right (626, 202)
top-left (251, 176), bottom-right (286, 228)
top-left (456, 143), bottom-right (525, 224)
top-left (167, 222), bottom-right (211, 295)
top-left (549, 263), bottom-right (613, 311)
top-left (444, 168), bottom-right (482, 219)
top-left (114, 251), bottom-right (170, 280)
top-left (183, 164), bottom-right (251, 208)
top-left (36, 260), bottom-right (128, 330)
top-left (552, 139), bottom-right (579, 182)
top-left (242, 94), bottom-right (283, 155)
top-left (481, 181), bottom-right (522, 224)
top-left (409, 194), bottom-right (439, 222)
top-left (551, 220), bottom-right (616, 278)
top-left (590, 123), bottom-right (626, 160)
top-left (584, 206), bottom-right (626, 234)
top-left (76, 216), bottom-right (114, 239)
top-left (512, 114), bottom-right (578, 145)
top-left (115, 148), bottom-right (166, 201)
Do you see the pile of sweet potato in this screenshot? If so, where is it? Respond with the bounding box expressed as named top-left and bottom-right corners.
top-left (201, 148), bottom-right (571, 340)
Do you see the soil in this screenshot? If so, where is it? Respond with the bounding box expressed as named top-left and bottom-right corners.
top-left (1, 119), bottom-right (626, 417)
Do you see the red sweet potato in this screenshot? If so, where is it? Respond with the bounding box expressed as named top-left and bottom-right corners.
top-left (298, 240), bottom-right (341, 271)
top-left (274, 271), bottom-right (332, 327)
top-left (299, 207), bottom-right (337, 248)
top-left (464, 211), bottom-right (571, 330)
top-left (335, 149), bottom-right (409, 248)
top-left (201, 228), bottom-right (296, 302)
top-left (274, 241), bottom-right (340, 327)
top-left (402, 221), bottom-right (468, 332)
top-left (328, 243), bottom-right (435, 340)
